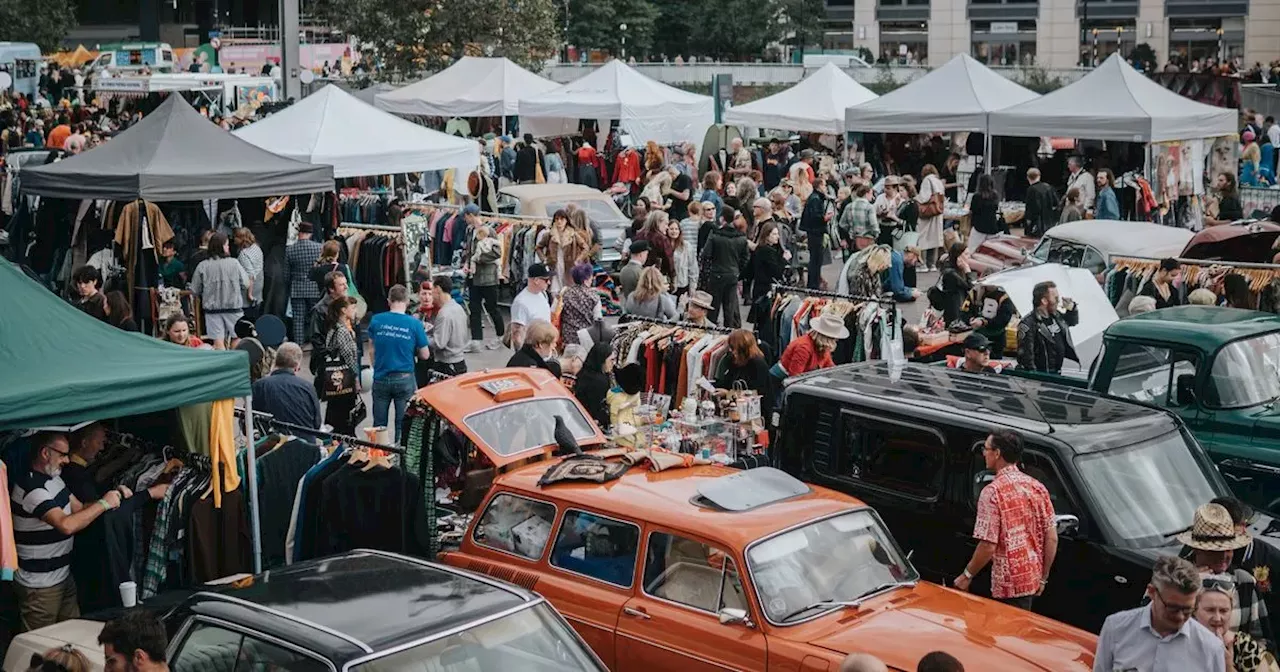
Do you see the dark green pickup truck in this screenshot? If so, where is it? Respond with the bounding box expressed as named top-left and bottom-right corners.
top-left (1011, 305), bottom-right (1280, 511)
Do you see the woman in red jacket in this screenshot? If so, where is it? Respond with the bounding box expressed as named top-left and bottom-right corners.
top-left (775, 311), bottom-right (847, 378)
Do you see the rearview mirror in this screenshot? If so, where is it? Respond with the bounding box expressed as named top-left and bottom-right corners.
top-left (972, 470), bottom-right (995, 504)
top-left (718, 608), bottom-right (755, 629)
top-left (1054, 513), bottom-right (1080, 538)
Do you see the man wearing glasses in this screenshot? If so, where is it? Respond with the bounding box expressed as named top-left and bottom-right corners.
top-left (9, 431), bottom-right (123, 630)
top-left (1093, 555), bottom-right (1226, 672)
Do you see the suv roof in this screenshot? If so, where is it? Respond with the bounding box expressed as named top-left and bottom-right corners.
top-left (183, 550), bottom-right (532, 656)
top-left (1105, 305), bottom-right (1280, 350)
top-left (786, 362), bottom-right (1177, 449)
top-left (499, 463), bottom-right (858, 547)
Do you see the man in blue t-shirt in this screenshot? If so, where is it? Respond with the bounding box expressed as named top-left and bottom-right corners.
top-left (369, 284), bottom-right (430, 442)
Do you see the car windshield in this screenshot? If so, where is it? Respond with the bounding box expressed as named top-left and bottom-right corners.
top-left (353, 602), bottom-right (604, 672)
top-left (746, 510), bottom-right (918, 625)
top-left (1208, 333), bottom-right (1280, 408)
top-left (1074, 430), bottom-right (1218, 548)
top-left (463, 398), bottom-right (596, 456)
top-left (543, 199), bottom-right (626, 226)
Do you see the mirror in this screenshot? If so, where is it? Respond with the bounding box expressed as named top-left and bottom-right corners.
top-left (718, 607), bottom-right (754, 628)
top-left (1175, 374), bottom-right (1197, 406)
top-left (1054, 513), bottom-right (1080, 538)
top-left (972, 470), bottom-right (995, 504)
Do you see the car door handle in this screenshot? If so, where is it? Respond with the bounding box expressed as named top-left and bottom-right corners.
top-left (623, 606), bottom-right (650, 620)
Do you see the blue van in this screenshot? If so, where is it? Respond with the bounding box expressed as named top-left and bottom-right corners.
top-left (0, 42), bottom-right (42, 97)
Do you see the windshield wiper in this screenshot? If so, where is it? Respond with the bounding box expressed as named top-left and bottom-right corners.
top-left (779, 580), bottom-right (916, 622)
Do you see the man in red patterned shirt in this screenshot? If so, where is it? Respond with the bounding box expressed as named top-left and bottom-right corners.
top-left (953, 430), bottom-right (1059, 610)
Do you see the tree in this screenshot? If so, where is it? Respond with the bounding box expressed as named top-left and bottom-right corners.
top-left (777, 0), bottom-right (823, 54)
top-left (565, 0), bottom-right (658, 58)
top-left (312, 0), bottom-right (561, 76)
top-left (0, 0), bottom-right (76, 53)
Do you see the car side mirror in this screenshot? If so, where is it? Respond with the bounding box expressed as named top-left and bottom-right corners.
top-left (972, 470), bottom-right (995, 504)
top-left (718, 607), bottom-right (755, 629)
top-left (1175, 374), bottom-right (1197, 406)
top-left (1054, 513), bottom-right (1081, 538)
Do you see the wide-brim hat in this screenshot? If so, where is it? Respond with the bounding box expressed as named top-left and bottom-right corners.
top-left (1177, 503), bottom-right (1252, 551)
top-left (810, 312), bottom-right (850, 340)
top-left (688, 290), bottom-right (714, 311)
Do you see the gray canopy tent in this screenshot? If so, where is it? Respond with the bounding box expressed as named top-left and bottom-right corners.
top-left (20, 94), bottom-right (334, 201)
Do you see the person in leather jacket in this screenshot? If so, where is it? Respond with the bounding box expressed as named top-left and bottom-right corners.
top-left (1016, 280), bottom-right (1079, 374)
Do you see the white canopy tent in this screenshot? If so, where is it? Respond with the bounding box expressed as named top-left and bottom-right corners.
top-left (234, 84), bottom-right (479, 178)
top-left (374, 56), bottom-right (560, 118)
top-left (987, 54), bottom-right (1237, 142)
top-left (351, 82), bottom-right (398, 106)
top-left (518, 60), bottom-right (714, 148)
top-left (843, 54), bottom-right (1039, 133)
top-left (724, 62), bottom-right (878, 135)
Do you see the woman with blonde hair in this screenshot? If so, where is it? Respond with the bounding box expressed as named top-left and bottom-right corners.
top-left (623, 266), bottom-right (677, 319)
top-left (233, 227), bottom-right (264, 318)
top-left (1242, 142), bottom-right (1272, 187)
top-left (776, 310), bottom-right (847, 378)
top-left (506, 318), bottom-right (562, 376)
top-left (26, 646), bottom-right (91, 672)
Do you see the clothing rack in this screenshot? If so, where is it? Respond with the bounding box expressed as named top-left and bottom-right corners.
top-left (337, 222), bottom-right (402, 233)
top-left (771, 283), bottom-right (896, 305)
top-left (619, 316), bottom-right (735, 334)
top-left (232, 407), bottom-right (412, 560)
top-left (402, 201), bottom-right (551, 223)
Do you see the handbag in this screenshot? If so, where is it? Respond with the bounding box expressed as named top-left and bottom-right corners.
top-left (320, 332), bottom-right (356, 400)
top-left (349, 396), bottom-right (368, 428)
top-left (919, 192), bottom-right (945, 218)
top-left (341, 265), bottom-right (369, 321)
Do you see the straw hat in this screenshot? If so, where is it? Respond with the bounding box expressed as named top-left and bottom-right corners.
top-left (810, 312), bottom-right (850, 340)
top-left (1177, 503), bottom-right (1252, 551)
top-left (688, 290), bottom-right (714, 311)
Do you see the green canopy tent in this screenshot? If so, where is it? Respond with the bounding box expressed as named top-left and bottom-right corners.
top-left (0, 258), bottom-right (251, 431)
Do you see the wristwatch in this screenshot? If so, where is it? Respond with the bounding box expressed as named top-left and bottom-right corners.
top-left (962, 569), bottom-right (974, 580)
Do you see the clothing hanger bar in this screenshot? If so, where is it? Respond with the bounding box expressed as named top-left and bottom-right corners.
top-left (621, 317), bottom-right (734, 334)
top-left (770, 283), bottom-right (894, 305)
top-left (336, 222), bottom-right (401, 232)
top-left (231, 408), bottom-right (405, 454)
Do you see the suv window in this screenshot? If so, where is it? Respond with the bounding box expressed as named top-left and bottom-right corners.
top-left (968, 443), bottom-right (1073, 517)
top-left (550, 510), bottom-right (640, 588)
top-left (643, 532), bottom-right (747, 614)
top-left (837, 413), bottom-right (945, 499)
top-left (1103, 343), bottom-right (1198, 408)
top-left (474, 493), bottom-right (556, 560)
top-left (172, 622), bottom-right (328, 672)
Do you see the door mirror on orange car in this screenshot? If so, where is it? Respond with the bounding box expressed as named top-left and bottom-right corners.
top-left (718, 607), bottom-right (755, 629)
top-left (1053, 513), bottom-right (1080, 538)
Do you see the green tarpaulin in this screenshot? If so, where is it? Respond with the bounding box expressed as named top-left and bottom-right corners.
top-left (0, 259), bottom-right (251, 431)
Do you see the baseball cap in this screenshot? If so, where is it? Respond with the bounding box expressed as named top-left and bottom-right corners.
top-left (527, 263), bottom-right (551, 279)
top-left (963, 333), bottom-right (991, 352)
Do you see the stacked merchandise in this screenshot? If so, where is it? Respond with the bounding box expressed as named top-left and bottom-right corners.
top-left (763, 285), bottom-right (897, 365)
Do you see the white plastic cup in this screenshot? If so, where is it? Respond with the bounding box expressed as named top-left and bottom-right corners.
top-left (119, 581), bottom-right (137, 607)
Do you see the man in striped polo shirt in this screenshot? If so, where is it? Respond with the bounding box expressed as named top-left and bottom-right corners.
top-left (10, 432), bottom-right (122, 630)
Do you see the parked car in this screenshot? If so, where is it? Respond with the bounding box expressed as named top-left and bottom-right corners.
top-left (1006, 305), bottom-right (1280, 513)
top-left (3, 550), bottom-right (605, 672)
top-left (969, 220), bottom-right (1194, 277)
top-left (440, 458), bottom-right (1097, 670)
top-left (495, 183), bottom-right (629, 266)
top-left (772, 361), bottom-right (1280, 634)
top-left (1180, 219), bottom-right (1280, 262)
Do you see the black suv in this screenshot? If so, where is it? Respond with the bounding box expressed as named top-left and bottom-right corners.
top-left (773, 361), bottom-right (1280, 633)
top-left (7, 550), bottom-right (604, 672)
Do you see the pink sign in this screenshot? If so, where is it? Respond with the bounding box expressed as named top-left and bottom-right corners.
top-left (218, 43), bottom-right (356, 71)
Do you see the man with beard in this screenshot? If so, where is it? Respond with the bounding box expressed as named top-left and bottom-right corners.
top-left (10, 432), bottom-right (123, 630)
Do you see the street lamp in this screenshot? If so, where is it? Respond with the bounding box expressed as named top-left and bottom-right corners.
top-left (620, 23), bottom-right (628, 61)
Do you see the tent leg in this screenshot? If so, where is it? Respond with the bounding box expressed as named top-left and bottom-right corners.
top-left (983, 130), bottom-right (993, 175)
top-left (243, 394), bottom-right (263, 574)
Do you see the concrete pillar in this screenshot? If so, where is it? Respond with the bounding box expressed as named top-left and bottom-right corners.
top-left (855, 0), bottom-right (880, 59)
top-left (1136, 0), bottom-right (1168, 64)
top-left (929, 0), bottom-right (970, 65)
top-left (280, 0), bottom-right (301, 99)
top-left (1037, 0), bottom-right (1079, 68)
top-left (1244, 3), bottom-right (1280, 68)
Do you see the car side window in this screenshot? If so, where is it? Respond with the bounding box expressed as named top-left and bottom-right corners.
top-left (473, 493), bottom-right (556, 560)
top-left (1018, 451), bottom-right (1076, 518)
top-left (172, 623), bottom-right (244, 672)
top-left (643, 532), bottom-right (747, 614)
top-left (234, 638), bottom-right (329, 672)
top-left (1082, 247), bottom-right (1106, 276)
top-left (839, 413), bottom-right (945, 499)
top-left (550, 510), bottom-right (640, 588)
top-left (1104, 343), bottom-right (1198, 408)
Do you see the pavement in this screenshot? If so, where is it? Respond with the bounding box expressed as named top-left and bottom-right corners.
top-left (299, 256), bottom-right (936, 441)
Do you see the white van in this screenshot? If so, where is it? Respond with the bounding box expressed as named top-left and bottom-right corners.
top-left (87, 42), bottom-right (177, 74)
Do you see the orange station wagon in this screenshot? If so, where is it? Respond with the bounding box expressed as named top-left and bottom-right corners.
top-left (424, 371), bottom-right (1098, 672)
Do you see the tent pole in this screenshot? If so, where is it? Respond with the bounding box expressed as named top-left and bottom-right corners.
top-left (243, 394), bottom-right (263, 574)
top-left (983, 128), bottom-right (993, 176)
